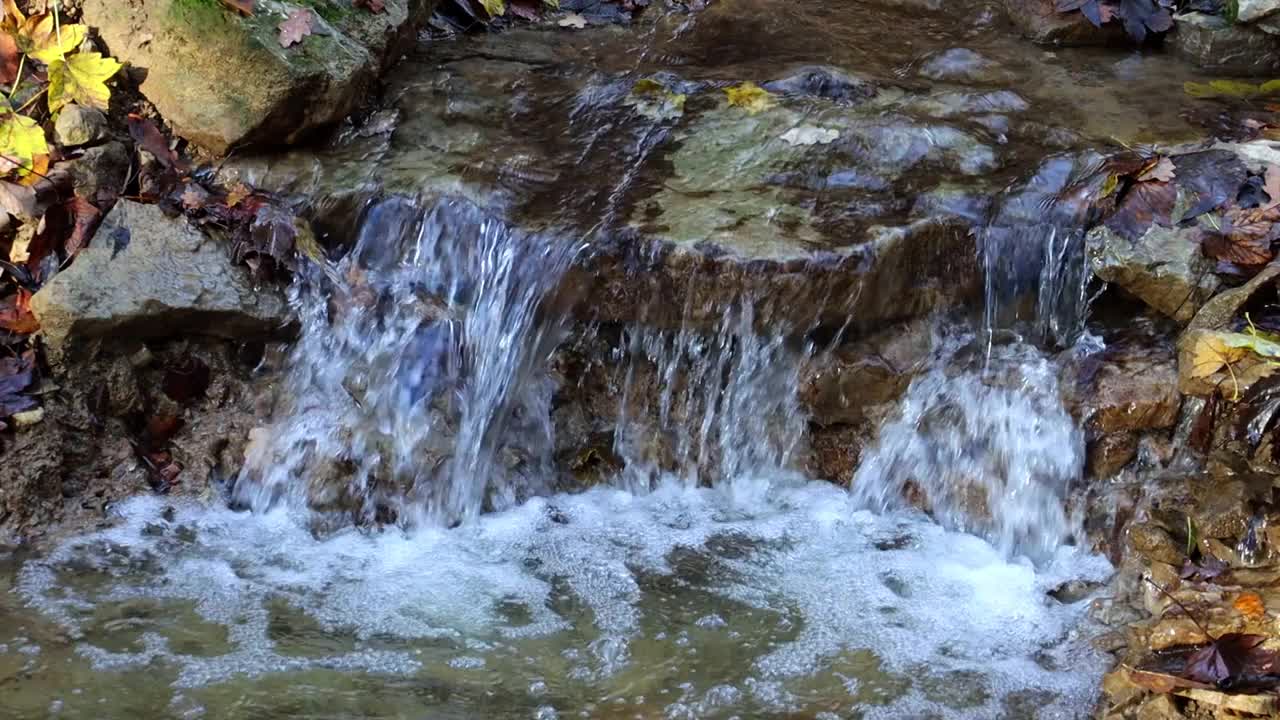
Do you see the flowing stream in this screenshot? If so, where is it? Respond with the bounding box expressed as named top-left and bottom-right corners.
top-left (0, 0), bottom-right (1239, 717)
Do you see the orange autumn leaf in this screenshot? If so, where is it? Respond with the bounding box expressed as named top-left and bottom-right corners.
top-left (1234, 591), bottom-right (1266, 619)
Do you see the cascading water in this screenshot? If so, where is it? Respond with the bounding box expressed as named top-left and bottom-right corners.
top-left (850, 336), bottom-right (1085, 561)
top-left (233, 197), bottom-right (581, 527)
top-left (613, 298), bottom-right (813, 497)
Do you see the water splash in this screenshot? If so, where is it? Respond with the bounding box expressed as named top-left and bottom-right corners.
top-left (233, 197), bottom-right (581, 527)
top-left (851, 337), bottom-right (1085, 561)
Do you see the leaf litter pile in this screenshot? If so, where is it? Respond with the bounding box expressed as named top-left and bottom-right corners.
top-left (0, 1), bottom-right (355, 489)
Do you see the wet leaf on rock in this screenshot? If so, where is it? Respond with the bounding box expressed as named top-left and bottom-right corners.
top-left (479, 0), bottom-right (506, 17)
top-left (354, 0), bottom-right (386, 11)
top-left (278, 9), bottom-right (314, 48)
top-left (1137, 156), bottom-right (1176, 183)
top-left (1184, 633), bottom-right (1279, 687)
top-left (724, 82), bottom-right (776, 114)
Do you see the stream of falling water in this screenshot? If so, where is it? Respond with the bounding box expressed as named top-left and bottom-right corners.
top-left (0, 189), bottom-right (1118, 719)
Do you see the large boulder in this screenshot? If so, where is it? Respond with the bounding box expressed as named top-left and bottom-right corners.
top-left (30, 201), bottom-right (290, 356)
top-left (82, 0), bottom-right (435, 154)
top-left (1170, 12), bottom-right (1280, 76)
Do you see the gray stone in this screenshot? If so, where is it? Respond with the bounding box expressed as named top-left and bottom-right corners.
top-left (82, 0), bottom-right (436, 154)
top-left (1170, 12), bottom-right (1280, 76)
top-left (917, 48), bottom-right (1018, 84)
top-left (30, 201), bottom-right (290, 355)
top-left (53, 105), bottom-right (110, 148)
top-left (63, 141), bottom-right (130, 203)
top-left (1088, 224), bottom-right (1220, 323)
top-left (1238, 0), bottom-right (1280, 24)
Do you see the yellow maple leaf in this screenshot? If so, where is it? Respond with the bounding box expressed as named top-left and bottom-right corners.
top-left (1188, 332), bottom-right (1248, 379)
top-left (0, 109), bottom-right (48, 178)
top-left (479, 0), bottom-right (505, 16)
top-left (25, 19), bottom-right (87, 64)
top-left (48, 51), bottom-right (121, 113)
top-left (724, 82), bottom-right (776, 114)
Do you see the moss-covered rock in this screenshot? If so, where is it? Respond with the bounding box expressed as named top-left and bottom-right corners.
top-left (82, 0), bottom-right (435, 153)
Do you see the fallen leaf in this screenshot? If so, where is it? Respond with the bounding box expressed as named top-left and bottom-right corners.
top-left (480, 0), bottom-right (505, 16)
top-left (0, 109), bottom-right (48, 177)
top-left (1138, 156), bottom-right (1176, 183)
top-left (558, 12), bottom-right (585, 27)
top-left (626, 78), bottom-right (686, 121)
top-left (354, 0), bottom-right (386, 11)
top-left (126, 113), bottom-right (185, 172)
top-left (62, 195), bottom-right (101, 256)
top-left (0, 179), bottom-right (37, 219)
top-left (780, 125), bottom-right (839, 146)
top-left (1202, 229), bottom-right (1274, 266)
top-left (225, 182), bottom-right (251, 207)
top-left (7, 219), bottom-right (32, 262)
top-left (0, 31), bottom-right (18, 86)
top-left (47, 51), bottom-right (122, 112)
top-left (1189, 331), bottom-right (1249, 379)
top-left (24, 18), bottom-right (87, 64)
top-left (724, 82), bottom-right (776, 114)
top-left (278, 9), bottom-right (313, 48)
top-left (0, 290), bottom-right (36, 334)
top-left (1234, 592), bottom-right (1267, 619)
top-left (144, 414), bottom-right (183, 445)
top-left (1184, 633), bottom-right (1278, 685)
top-left (218, 0), bottom-right (254, 15)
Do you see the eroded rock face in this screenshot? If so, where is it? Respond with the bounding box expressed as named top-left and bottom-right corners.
top-left (82, 0), bottom-right (435, 153)
top-left (30, 201), bottom-right (290, 357)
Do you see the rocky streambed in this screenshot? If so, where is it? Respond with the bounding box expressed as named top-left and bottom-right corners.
top-left (6, 0), bottom-right (1280, 718)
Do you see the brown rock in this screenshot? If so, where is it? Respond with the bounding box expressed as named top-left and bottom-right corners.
top-left (1090, 431), bottom-right (1139, 478)
top-left (1128, 522), bottom-right (1185, 565)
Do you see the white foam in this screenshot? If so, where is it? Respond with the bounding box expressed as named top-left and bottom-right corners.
top-left (17, 478), bottom-right (1111, 717)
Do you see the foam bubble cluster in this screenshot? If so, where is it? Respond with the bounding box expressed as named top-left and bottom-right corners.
top-left (17, 478), bottom-right (1111, 718)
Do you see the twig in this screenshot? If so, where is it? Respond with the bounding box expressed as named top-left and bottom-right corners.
top-left (1145, 576), bottom-right (1216, 643)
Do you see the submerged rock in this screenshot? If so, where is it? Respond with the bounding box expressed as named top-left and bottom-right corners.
top-left (83, 0), bottom-right (434, 153)
top-left (30, 201), bottom-right (290, 356)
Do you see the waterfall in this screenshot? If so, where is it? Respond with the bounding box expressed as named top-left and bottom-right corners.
top-left (850, 337), bottom-right (1084, 561)
top-left (233, 197), bottom-right (581, 527)
top-left (612, 298), bottom-right (814, 496)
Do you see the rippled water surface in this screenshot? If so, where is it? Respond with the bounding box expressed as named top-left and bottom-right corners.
top-left (3, 482), bottom-right (1110, 719)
